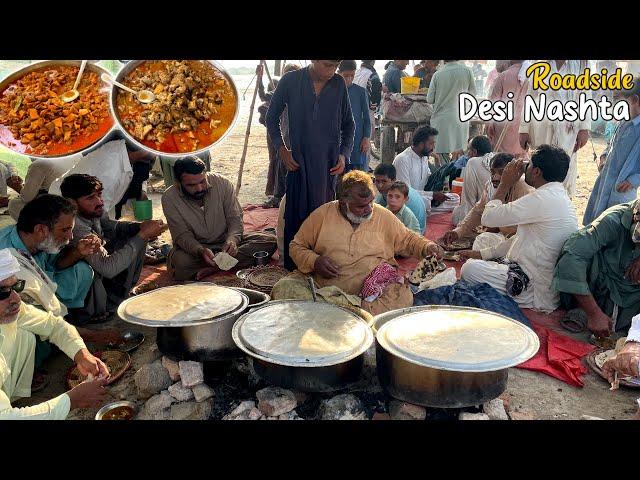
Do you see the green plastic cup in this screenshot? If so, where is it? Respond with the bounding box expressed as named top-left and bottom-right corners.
top-left (133, 200), bottom-right (153, 221)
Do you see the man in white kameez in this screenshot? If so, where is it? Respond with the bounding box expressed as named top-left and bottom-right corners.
top-left (460, 145), bottom-right (579, 312)
top-left (519, 60), bottom-right (591, 198)
top-left (392, 126), bottom-right (448, 214)
top-left (0, 249), bottom-right (110, 419)
top-left (451, 135), bottom-right (494, 225)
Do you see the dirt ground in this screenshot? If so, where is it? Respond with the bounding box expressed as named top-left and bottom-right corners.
top-left (13, 78), bottom-right (640, 420)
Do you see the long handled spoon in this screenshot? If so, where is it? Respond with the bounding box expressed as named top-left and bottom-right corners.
top-left (101, 73), bottom-right (155, 104)
top-left (61, 60), bottom-right (87, 103)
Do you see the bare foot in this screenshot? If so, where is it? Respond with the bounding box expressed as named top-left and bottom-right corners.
top-left (196, 266), bottom-right (220, 280)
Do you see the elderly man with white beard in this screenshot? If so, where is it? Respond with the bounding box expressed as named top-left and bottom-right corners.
top-left (272, 171), bottom-right (444, 315)
top-left (0, 249), bottom-right (110, 419)
top-left (0, 194), bottom-right (101, 312)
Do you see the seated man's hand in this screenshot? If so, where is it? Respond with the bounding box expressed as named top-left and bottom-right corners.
top-left (432, 192), bottom-right (449, 204)
top-left (459, 249), bottom-right (481, 260)
top-left (139, 220), bottom-right (168, 241)
top-left (625, 257), bottom-right (640, 284)
top-left (223, 239), bottom-right (238, 257)
top-left (422, 242), bottom-right (444, 259)
top-left (587, 310), bottom-right (613, 338)
top-left (7, 175), bottom-right (23, 193)
top-left (74, 348), bottom-right (110, 378)
top-left (67, 377), bottom-right (109, 410)
top-left (76, 234), bottom-right (102, 256)
top-left (314, 255), bottom-right (339, 279)
top-left (602, 341), bottom-right (640, 382)
top-left (201, 248), bottom-right (218, 268)
top-left (499, 158), bottom-right (525, 188)
top-left (438, 230), bottom-right (458, 246)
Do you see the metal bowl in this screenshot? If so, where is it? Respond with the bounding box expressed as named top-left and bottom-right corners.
top-left (107, 330), bottom-right (145, 352)
top-left (95, 401), bottom-right (138, 421)
top-left (230, 287), bottom-right (270, 309)
top-left (109, 60), bottom-right (240, 158)
top-left (0, 60), bottom-right (120, 159)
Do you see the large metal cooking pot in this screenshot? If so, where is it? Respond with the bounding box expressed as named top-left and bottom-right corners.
top-left (117, 283), bottom-right (250, 362)
top-left (109, 60), bottom-right (240, 158)
top-left (0, 60), bottom-right (120, 159)
top-left (373, 306), bottom-right (539, 408)
top-left (232, 300), bottom-right (374, 392)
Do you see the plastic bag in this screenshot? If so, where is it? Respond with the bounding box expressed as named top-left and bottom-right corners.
top-left (49, 139), bottom-right (133, 212)
top-left (416, 267), bottom-right (457, 292)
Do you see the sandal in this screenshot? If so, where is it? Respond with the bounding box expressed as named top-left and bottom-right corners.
top-left (31, 370), bottom-right (49, 393)
top-left (560, 308), bottom-right (588, 333)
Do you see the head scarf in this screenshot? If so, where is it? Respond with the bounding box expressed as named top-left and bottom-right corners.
top-left (0, 249), bottom-right (20, 282)
top-left (631, 200), bottom-right (640, 243)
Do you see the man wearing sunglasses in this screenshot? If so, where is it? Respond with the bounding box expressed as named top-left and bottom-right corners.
top-left (0, 249), bottom-right (110, 419)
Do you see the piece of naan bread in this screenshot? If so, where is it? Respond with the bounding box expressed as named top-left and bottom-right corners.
top-left (213, 251), bottom-right (239, 271)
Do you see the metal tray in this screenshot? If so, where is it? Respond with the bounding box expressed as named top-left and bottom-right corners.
top-left (117, 283), bottom-right (247, 327)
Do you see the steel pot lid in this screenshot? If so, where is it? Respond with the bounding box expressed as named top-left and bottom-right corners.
top-left (117, 283), bottom-right (247, 327)
top-left (376, 306), bottom-right (539, 372)
top-left (232, 300), bottom-right (374, 367)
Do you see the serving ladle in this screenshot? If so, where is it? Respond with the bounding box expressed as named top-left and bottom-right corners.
top-left (60, 60), bottom-right (87, 103)
top-left (100, 73), bottom-right (155, 104)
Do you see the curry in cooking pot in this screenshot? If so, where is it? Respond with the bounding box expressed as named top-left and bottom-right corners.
top-left (0, 65), bottom-right (113, 156)
top-left (116, 60), bottom-right (236, 153)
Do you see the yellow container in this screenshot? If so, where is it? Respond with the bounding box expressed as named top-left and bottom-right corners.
top-left (401, 76), bottom-right (420, 94)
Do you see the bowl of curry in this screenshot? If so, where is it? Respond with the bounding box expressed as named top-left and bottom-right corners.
top-left (0, 61), bottom-right (116, 158)
top-left (111, 60), bottom-right (239, 157)
top-left (95, 401), bottom-right (138, 421)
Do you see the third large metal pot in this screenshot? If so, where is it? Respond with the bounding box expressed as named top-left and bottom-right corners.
top-left (232, 300), bottom-right (374, 392)
top-left (373, 306), bottom-right (539, 408)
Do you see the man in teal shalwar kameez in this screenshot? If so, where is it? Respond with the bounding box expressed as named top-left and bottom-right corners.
top-left (0, 195), bottom-right (100, 313)
top-left (553, 200), bottom-right (640, 337)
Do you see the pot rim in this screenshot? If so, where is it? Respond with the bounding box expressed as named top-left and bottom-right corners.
top-left (109, 59), bottom-right (240, 158)
top-left (232, 300), bottom-right (374, 368)
top-left (376, 305), bottom-right (539, 373)
top-left (117, 283), bottom-right (249, 327)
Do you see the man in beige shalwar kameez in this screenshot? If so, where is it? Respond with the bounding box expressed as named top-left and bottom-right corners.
top-left (273, 171), bottom-right (443, 315)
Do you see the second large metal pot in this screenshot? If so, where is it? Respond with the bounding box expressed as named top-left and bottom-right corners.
top-left (232, 300), bottom-right (374, 392)
top-left (373, 306), bottom-right (539, 408)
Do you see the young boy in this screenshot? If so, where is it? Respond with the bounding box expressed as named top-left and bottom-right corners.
top-left (386, 181), bottom-right (422, 233)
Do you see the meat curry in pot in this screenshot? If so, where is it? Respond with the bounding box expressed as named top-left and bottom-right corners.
top-left (116, 60), bottom-right (237, 154)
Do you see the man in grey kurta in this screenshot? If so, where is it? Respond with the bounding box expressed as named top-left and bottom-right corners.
top-left (265, 61), bottom-right (355, 271)
top-left (162, 157), bottom-right (277, 281)
top-left (60, 174), bottom-right (167, 323)
top-left (426, 61), bottom-right (476, 166)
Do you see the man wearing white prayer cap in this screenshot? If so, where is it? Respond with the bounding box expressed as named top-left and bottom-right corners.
top-left (0, 249), bottom-right (110, 419)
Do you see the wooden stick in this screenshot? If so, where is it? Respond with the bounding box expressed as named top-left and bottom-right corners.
top-left (261, 60), bottom-right (273, 86)
top-left (235, 65), bottom-right (261, 195)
